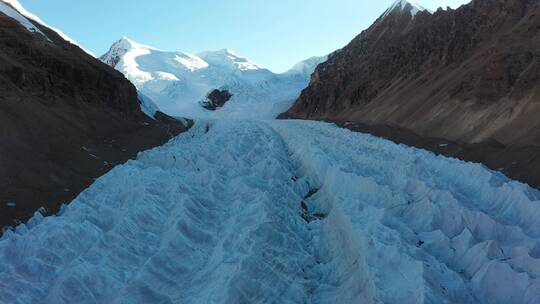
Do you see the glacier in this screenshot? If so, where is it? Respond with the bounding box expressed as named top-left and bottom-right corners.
top-left (99, 38), bottom-right (326, 119)
top-left (3, 0), bottom-right (537, 302)
top-left (1, 119), bottom-right (540, 304)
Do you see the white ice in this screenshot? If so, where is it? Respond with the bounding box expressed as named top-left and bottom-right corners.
top-left (100, 38), bottom-right (326, 119)
top-left (1, 119), bottom-right (540, 304)
top-left (137, 92), bottom-right (160, 119)
top-left (2, 1), bottom-right (535, 303)
top-left (383, 0), bottom-right (433, 18)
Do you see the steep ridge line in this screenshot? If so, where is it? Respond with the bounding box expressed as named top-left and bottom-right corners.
top-left (281, 0), bottom-right (540, 189)
top-left (0, 3), bottom-right (189, 231)
top-left (99, 37), bottom-right (327, 119)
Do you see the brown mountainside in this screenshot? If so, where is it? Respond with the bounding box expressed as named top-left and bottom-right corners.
top-left (0, 4), bottom-right (188, 229)
top-left (282, 0), bottom-right (540, 187)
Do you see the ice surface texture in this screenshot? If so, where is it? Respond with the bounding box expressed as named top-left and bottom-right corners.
top-left (1, 120), bottom-right (540, 303)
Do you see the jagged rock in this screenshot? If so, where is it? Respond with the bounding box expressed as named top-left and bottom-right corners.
top-left (200, 89), bottom-right (233, 110)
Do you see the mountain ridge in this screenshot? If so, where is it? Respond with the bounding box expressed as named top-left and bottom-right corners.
top-left (100, 37), bottom-right (327, 118)
top-left (0, 0), bottom-right (188, 229)
top-left (383, 0), bottom-right (433, 18)
top-left (280, 0), bottom-right (540, 187)
top-left (1, 0), bottom-right (95, 55)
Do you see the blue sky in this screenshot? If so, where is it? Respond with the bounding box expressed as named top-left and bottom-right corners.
top-left (19, 0), bottom-right (470, 72)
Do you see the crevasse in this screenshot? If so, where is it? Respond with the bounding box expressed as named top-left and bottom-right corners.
top-left (1, 120), bottom-right (539, 304)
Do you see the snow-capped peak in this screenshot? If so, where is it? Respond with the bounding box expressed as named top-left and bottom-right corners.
top-left (100, 38), bottom-right (136, 68)
top-left (99, 37), bottom-right (159, 86)
top-left (99, 37), bottom-right (323, 118)
top-left (100, 37), bottom-right (156, 67)
top-left (115, 36), bottom-right (157, 51)
top-left (383, 0), bottom-right (432, 18)
top-left (198, 49), bottom-right (263, 71)
top-left (100, 37), bottom-right (209, 74)
top-left (110, 37), bottom-right (138, 50)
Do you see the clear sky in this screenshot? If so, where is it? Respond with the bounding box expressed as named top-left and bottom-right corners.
top-left (19, 0), bottom-right (470, 72)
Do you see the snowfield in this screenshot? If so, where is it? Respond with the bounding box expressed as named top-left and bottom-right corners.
top-left (99, 38), bottom-right (326, 119)
top-left (1, 119), bottom-right (540, 304)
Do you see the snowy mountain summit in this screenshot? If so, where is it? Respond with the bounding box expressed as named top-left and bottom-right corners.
top-left (100, 37), bottom-right (326, 119)
top-left (198, 48), bottom-right (262, 71)
top-left (383, 0), bottom-right (432, 18)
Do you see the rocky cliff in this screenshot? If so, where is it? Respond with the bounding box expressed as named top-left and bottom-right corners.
top-left (282, 0), bottom-right (540, 187)
top-left (0, 2), bottom-right (188, 230)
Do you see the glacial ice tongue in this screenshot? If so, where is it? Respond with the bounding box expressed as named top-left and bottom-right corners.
top-left (1, 119), bottom-right (539, 304)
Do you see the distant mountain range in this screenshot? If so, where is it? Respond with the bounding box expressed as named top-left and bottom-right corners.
top-left (100, 38), bottom-right (326, 119)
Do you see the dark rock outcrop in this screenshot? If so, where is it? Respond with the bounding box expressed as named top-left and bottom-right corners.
top-left (0, 6), bottom-right (190, 230)
top-left (281, 0), bottom-right (540, 187)
top-left (200, 89), bottom-right (233, 110)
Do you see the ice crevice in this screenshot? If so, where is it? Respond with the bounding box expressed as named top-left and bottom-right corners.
top-left (0, 119), bottom-right (539, 303)
top-left (0, 120), bottom-right (318, 303)
top-left (268, 120), bottom-right (540, 304)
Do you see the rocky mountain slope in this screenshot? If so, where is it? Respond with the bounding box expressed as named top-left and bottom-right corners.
top-left (100, 38), bottom-right (326, 118)
top-left (282, 0), bottom-right (540, 187)
top-left (0, 1), bottom-right (188, 230)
